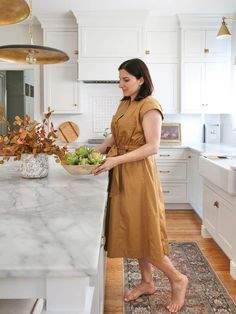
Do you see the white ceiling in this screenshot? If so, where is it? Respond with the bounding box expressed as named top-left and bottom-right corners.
top-left (31, 0), bottom-right (236, 17)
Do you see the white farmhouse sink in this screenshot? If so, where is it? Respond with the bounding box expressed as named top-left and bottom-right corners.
top-left (199, 155), bottom-right (236, 195)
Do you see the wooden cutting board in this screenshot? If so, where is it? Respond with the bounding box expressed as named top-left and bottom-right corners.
top-left (57, 121), bottom-right (80, 143)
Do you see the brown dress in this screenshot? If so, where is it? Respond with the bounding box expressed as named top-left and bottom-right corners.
top-left (105, 95), bottom-right (169, 264)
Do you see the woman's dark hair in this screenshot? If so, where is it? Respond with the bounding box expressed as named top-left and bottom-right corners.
top-left (118, 58), bottom-right (154, 101)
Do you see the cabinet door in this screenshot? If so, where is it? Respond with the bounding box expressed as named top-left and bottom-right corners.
top-left (44, 64), bottom-right (79, 113)
top-left (204, 62), bottom-right (230, 113)
top-left (44, 31), bottom-right (78, 63)
top-left (205, 30), bottom-right (229, 58)
top-left (182, 62), bottom-right (230, 113)
top-left (182, 62), bottom-right (204, 113)
top-left (148, 63), bottom-right (178, 113)
top-left (217, 197), bottom-right (234, 259)
top-left (145, 31), bottom-right (178, 58)
top-left (187, 152), bottom-right (203, 218)
top-left (183, 30), bottom-right (205, 57)
top-left (203, 185), bottom-right (218, 237)
top-left (183, 29), bottom-right (228, 58)
top-left (80, 27), bottom-right (142, 58)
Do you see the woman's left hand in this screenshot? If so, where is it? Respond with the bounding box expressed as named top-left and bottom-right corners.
top-left (93, 157), bottom-right (119, 175)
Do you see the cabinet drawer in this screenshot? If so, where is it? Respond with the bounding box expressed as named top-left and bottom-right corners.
top-left (161, 183), bottom-right (187, 203)
top-left (158, 162), bottom-right (187, 180)
top-left (157, 149), bottom-right (188, 160)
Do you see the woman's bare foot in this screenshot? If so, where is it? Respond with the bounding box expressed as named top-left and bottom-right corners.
top-left (124, 282), bottom-right (157, 302)
top-left (166, 274), bottom-right (189, 313)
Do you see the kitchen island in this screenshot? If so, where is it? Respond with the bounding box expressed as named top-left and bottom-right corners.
top-left (0, 158), bottom-right (108, 314)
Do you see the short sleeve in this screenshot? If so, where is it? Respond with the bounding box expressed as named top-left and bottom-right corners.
top-left (139, 97), bottom-right (164, 122)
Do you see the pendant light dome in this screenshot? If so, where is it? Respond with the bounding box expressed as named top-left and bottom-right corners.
top-left (0, 0), bottom-right (69, 64)
top-left (0, 0), bottom-right (30, 25)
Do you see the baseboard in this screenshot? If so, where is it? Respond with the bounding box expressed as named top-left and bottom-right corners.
top-left (165, 203), bottom-right (192, 210)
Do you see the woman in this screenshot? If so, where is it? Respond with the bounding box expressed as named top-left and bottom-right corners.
top-left (93, 58), bottom-right (188, 313)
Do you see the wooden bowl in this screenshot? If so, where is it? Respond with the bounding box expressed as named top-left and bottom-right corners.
top-left (61, 163), bottom-right (100, 175)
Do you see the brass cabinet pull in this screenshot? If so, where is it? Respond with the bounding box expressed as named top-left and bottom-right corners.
top-left (213, 201), bottom-right (219, 208)
top-left (74, 49), bottom-right (79, 55)
top-left (204, 48), bottom-right (209, 53)
top-left (160, 170), bottom-right (170, 173)
top-left (145, 50), bottom-right (150, 55)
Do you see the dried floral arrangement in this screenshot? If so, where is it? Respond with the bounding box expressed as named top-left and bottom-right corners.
top-left (0, 109), bottom-right (67, 164)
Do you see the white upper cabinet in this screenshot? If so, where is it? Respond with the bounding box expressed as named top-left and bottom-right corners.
top-left (148, 63), bottom-right (178, 113)
top-left (44, 64), bottom-right (79, 114)
top-left (44, 31), bottom-right (78, 63)
top-left (179, 15), bottom-right (232, 114)
top-left (182, 61), bottom-right (230, 113)
top-left (144, 17), bottom-right (179, 113)
top-left (144, 30), bottom-right (178, 58)
top-left (183, 29), bottom-right (229, 58)
top-left (80, 27), bottom-right (142, 58)
top-left (38, 15), bottom-right (80, 114)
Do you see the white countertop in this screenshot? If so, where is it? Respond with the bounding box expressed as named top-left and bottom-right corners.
top-left (0, 159), bottom-right (108, 278)
top-left (57, 139), bottom-right (236, 155)
top-left (159, 142), bottom-right (236, 155)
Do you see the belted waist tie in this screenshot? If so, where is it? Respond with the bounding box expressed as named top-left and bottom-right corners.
top-left (108, 144), bottom-right (142, 157)
top-left (107, 144), bottom-right (143, 197)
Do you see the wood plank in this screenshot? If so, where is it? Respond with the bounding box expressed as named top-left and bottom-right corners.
top-left (104, 210), bottom-right (236, 314)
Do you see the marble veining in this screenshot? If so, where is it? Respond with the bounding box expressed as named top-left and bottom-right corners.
top-left (0, 158), bottom-right (108, 278)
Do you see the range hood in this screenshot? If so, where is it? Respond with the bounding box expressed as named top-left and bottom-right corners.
top-left (73, 10), bottom-right (149, 81)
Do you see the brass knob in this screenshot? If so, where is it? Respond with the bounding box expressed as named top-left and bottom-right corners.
top-left (145, 50), bottom-right (150, 55)
top-left (74, 50), bottom-right (79, 55)
top-left (204, 48), bottom-right (209, 54)
top-left (213, 201), bottom-right (219, 208)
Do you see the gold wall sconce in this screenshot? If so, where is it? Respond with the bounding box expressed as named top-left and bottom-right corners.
top-left (217, 16), bottom-right (235, 39)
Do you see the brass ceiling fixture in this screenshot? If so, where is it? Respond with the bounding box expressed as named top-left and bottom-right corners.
top-left (0, 0), bottom-right (69, 64)
top-left (216, 16), bottom-right (234, 39)
top-left (0, 0), bottom-right (30, 25)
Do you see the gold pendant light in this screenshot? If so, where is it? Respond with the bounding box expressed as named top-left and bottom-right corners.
top-left (0, 0), bottom-right (30, 25)
top-left (0, 0), bottom-right (69, 64)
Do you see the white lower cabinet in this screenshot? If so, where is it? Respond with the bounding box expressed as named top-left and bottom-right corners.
top-left (157, 148), bottom-right (189, 207)
top-left (187, 150), bottom-right (203, 218)
top-left (201, 181), bottom-right (236, 280)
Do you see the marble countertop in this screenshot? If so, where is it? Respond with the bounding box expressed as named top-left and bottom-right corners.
top-left (0, 159), bottom-right (108, 278)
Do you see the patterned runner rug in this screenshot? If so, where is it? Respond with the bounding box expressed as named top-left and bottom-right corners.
top-left (124, 242), bottom-right (236, 314)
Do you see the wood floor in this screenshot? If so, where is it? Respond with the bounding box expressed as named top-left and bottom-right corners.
top-left (104, 210), bottom-right (236, 314)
